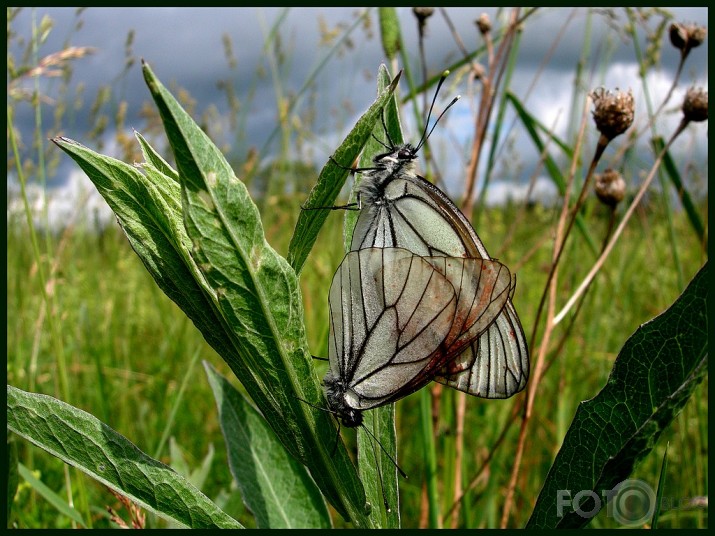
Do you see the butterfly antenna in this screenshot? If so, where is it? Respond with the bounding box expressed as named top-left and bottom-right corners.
top-left (380, 109), bottom-right (396, 149)
top-left (372, 132), bottom-right (391, 150)
top-left (415, 71), bottom-right (461, 153)
top-left (366, 425), bottom-right (392, 513)
top-left (360, 422), bottom-right (407, 479)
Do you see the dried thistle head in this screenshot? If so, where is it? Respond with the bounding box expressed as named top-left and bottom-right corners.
top-left (413, 7), bottom-right (434, 21)
top-left (476, 13), bottom-right (492, 34)
top-left (682, 87), bottom-right (708, 123)
top-left (413, 7), bottom-right (434, 33)
top-left (594, 168), bottom-right (626, 207)
top-left (591, 88), bottom-right (635, 141)
top-left (669, 22), bottom-right (707, 56)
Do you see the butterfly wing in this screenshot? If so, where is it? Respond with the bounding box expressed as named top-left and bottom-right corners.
top-left (328, 247), bottom-right (458, 410)
top-left (351, 173), bottom-right (529, 398)
top-left (435, 301), bottom-right (529, 398)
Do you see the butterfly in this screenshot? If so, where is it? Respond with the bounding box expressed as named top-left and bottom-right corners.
top-left (316, 73), bottom-right (529, 427)
top-left (324, 247), bottom-right (515, 427)
top-left (324, 77), bottom-right (529, 423)
top-left (347, 141), bottom-right (530, 401)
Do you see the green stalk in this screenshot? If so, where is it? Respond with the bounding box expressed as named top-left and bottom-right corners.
top-left (419, 389), bottom-right (440, 527)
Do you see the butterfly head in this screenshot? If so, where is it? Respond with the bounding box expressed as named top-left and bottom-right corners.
top-left (370, 143), bottom-right (419, 178)
top-left (324, 372), bottom-right (364, 428)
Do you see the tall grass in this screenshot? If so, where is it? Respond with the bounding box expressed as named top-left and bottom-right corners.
top-left (7, 7), bottom-right (707, 528)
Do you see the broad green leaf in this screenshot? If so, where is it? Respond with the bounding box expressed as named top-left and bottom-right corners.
top-left (141, 61), bottom-right (371, 526)
top-left (7, 385), bottom-right (243, 529)
top-left (527, 262), bottom-right (708, 528)
top-left (51, 136), bottom-right (226, 357)
top-left (205, 362), bottom-right (331, 528)
top-left (17, 463), bottom-right (86, 527)
top-left (287, 66), bottom-right (401, 274)
top-left (52, 138), bottom-right (280, 471)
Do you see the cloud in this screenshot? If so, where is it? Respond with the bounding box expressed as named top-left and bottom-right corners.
top-left (7, 169), bottom-right (115, 232)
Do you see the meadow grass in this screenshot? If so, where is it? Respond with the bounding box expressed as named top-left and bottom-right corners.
top-left (7, 193), bottom-right (707, 528)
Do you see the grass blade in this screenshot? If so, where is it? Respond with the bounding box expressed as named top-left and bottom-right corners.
top-left (651, 442), bottom-right (669, 529)
top-left (506, 91), bottom-right (598, 256)
top-left (651, 136), bottom-right (705, 245)
top-left (17, 463), bottom-right (87, 528)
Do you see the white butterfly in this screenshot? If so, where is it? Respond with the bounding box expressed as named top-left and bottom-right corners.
top-left (347, 140), bottom-right (529, 400)
top-left (324, 247), bottom-right (515, 427)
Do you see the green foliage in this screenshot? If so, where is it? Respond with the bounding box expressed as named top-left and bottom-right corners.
top-left (528, 263), bottom-right (708, 528)
top-left (7, 7), bottom-right (707, 530)
top-left (204, 362), bottom-right (331, 528)
top-left (7, 385), bottom-right (243, 528)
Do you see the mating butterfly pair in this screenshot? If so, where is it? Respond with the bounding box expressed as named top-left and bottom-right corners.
top-left (320, 105), bottom-right (529, 428)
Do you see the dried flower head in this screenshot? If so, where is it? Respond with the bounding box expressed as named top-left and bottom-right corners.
top-left (682, 87), bottom-right (708, 123)
top-left (476, 13), bottom-right (491, 34)
top-left (413, 7), bottom-right (434, 21)
top-left (594, 168), bottom-right (626, 207)
top-left (413, 8), bottom-right (434, 35)
top-left (669, 22), bottom-right (707, 56)
top-left (591, 88), bottom-right (635, 140)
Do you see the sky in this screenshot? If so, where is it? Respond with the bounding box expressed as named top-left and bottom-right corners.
top-left (7, 7), bottom-right (709, 229)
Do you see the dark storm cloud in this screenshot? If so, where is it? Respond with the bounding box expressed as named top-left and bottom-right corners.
top-left (8, 6), bottom-right (708, 211)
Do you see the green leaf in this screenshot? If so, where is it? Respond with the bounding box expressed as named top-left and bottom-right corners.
top-left (17, 463), bottom-right (87, 527)
top-left (287, 66), bottom-right (401, 274)
top-left (204, 362), bottom-right (331, 528)
top-left (7, 385), bottom-right (243, 529)
top-left (357, 406), bottom-right (400, 528)
top-left (140, 61), bottom-right (371, 526)
top-left (526, 262), bottom-right (708, 528)
top-left (51, 136), bottom-right (225, 363)
top-left (135, 130), bottom-right (180, 182)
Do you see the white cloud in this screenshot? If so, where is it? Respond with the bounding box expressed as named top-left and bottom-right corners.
top-left (7, 169), bottom-right (115, 232)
